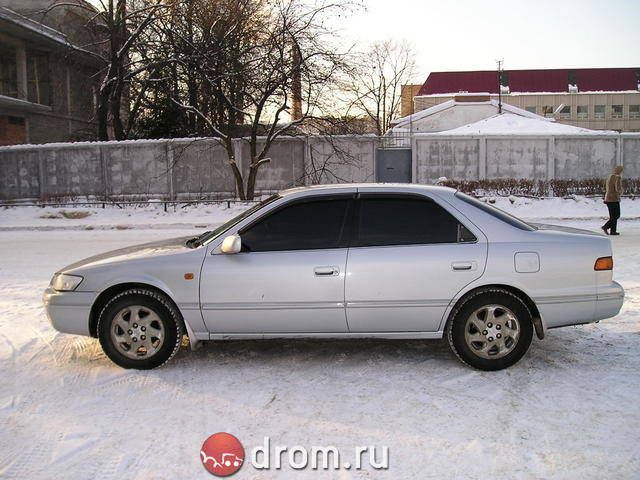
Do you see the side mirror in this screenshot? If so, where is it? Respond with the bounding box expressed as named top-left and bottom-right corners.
top-left (220, 234), bottom-right (242, 254)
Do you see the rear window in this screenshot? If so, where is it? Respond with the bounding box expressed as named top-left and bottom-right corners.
top-left (354, 196), bottom-right (476, 246)
top-left (455, 192), bottom-right (535, 231)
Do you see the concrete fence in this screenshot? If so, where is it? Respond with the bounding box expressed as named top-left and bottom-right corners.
top-left (0, 136), bottom-right (378, 201)
top-left (1, 133), bottom-right (639, 201)
top-left (413, 134), bottom-right (640, 184)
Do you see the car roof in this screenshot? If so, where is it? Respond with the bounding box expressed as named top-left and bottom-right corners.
top-left (279, 183), bottom-right (456, 198)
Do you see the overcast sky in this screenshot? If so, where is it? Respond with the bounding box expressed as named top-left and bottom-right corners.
top-left (341, 0), bottom-right (640, 83)
top-left (86, 0), bottom-right (640, 84)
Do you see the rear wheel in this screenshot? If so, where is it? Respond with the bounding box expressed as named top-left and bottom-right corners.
top-left (446, 288), bottom-right (533, 371)
top-left (97, 288), bottom-right (183, 369)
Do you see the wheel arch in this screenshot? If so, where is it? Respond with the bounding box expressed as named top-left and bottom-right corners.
top-left (89, 282), bottom-right (185, 338)
top-left (444, 284), bottom-right (545, 340)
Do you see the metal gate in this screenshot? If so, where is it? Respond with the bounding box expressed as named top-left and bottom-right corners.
top-left (375, 148), bottom-right (412, 183)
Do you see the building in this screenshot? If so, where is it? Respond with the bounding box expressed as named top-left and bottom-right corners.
top-left (0, 2), bottom-right (101, 145)
top-left (391, 95), bottom-right (548, 135)
top-left (401, 68), bottom-right (640, 132)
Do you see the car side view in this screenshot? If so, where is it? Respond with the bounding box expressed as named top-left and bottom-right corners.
top-left (43, 184), bottom-right (624, 371)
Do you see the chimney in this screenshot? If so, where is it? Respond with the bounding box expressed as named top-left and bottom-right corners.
top-left (290, 43), bottom-right (303, 122)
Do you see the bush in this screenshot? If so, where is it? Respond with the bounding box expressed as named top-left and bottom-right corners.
top-left (439, 178), bottom-right (640, 197)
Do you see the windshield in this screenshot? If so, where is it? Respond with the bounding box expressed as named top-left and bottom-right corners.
top-left (190, 194), bottom-right (280, 247)
top-left (454, 192), bottom-right (536, 231)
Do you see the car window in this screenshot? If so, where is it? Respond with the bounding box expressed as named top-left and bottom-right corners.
top-left (454, 192), bottom-right (535, 231)
top-left (200, 194), bottom-right (280, 246)
top-left (240, 198), bottom-right (350, 252)
top-left (354, 196), bottom-right (475, 247)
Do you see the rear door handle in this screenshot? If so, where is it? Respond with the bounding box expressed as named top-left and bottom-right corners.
top-left (452, 261), bottom-right (476, 271)
top-left (314, 266), bottom-right (339, 276)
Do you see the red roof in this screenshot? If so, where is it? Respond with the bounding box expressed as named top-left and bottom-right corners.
top-left (418, 68), bottom-right (640, 95)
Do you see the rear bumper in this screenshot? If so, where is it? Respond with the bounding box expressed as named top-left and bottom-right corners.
top-left (537, 281), bottom-right (624, 330)
top-left (594, 281), bottom-right (625, 321)
top-left (43, 288), bottom-right (96, 336)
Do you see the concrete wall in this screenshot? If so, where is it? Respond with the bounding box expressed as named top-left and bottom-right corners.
top-left (486, 139), bottom-right (548, 180)
top-left (2, 133), bottom-right (640, 201)
top-left (414, 138), bottom-right (479, 181)
top-left (414, 134), bottom-right (640, 184)
top-left (0, 136), bottom-right (379, 201)
top-left (305, 136), bottom-right (377, 184)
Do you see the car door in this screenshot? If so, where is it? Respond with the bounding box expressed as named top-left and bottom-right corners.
top-left (200, 194), bottom-right (354, 334)
top-left (345, 192), bottom-right (487, 332)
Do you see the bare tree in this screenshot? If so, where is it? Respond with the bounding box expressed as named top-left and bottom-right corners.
top-left (162, 0), bottom-right (352, 200)
top-left (38, 0), bottom-right (168, 140)
top-left (345, 40), bottom-right (416, 135)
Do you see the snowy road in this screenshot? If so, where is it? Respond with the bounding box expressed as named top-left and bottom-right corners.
top-left (1, 219), bottom-right (639, 479)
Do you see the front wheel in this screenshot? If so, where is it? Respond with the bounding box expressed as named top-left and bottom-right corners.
top-left (446, 288), bottom-right (533, 371)
top-left (97, 288), bottom-right (183, 369)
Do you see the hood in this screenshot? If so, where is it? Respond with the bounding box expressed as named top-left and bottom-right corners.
top-left (529, 223), bottom-right (603, 236)
top-left (59, 236), bottom-right (195, 273)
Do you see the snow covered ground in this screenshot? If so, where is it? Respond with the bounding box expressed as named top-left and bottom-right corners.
top-left (1, 195), bottom-right (639, 231)
top-left (1, 200), bottom-right (639, 479)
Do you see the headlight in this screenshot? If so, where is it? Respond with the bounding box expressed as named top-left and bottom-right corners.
top-left (52, 274), bottom-right (83, 292)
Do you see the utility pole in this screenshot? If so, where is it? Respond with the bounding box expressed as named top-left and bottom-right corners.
top-left (496, 59), bottom-right (503, 114)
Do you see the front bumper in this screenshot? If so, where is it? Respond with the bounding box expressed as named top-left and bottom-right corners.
top-left (43, 288), bottom-right (97, 336)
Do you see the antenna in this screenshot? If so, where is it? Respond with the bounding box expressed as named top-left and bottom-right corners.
top-left (496, 59), bottom-right (503, 114)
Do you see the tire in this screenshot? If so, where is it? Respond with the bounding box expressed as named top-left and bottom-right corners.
top-left (97, 288), bottom-right (184, 369)
top-left (446, 288), bottom-right (533, 371)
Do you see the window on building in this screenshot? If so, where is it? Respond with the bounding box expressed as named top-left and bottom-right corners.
top-left (577, 105), bottom-right (588, 119)
top-left (27, 52), bottom-right (52, 106)
top-left (630, 105), bottom-right (640, 119)
top-left (558, 105), bottom-right (571, 119)
top-left (525, 106), bottom-right (537, 114)
top-left (611, 105), bottom-right (623, 119)
top-left (0, 44), bottom-right (18, 98)
top-left (542, 106), bottom-right (554, 118)
top-left (594, 105), bottom-right (605, 119)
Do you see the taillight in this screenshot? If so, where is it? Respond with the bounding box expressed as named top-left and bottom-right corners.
top-left (594, 256), bottom-right (613, 271)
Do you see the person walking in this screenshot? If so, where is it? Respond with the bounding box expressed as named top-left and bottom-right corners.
top-left (602, 165), bottom-right (623, 236)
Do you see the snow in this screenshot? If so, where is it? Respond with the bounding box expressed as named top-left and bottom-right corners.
top-left (0, 202), bottom-right (252, 230)
top-left (1, 201), bottom-right (640, 478)
top-left (2, 196), bottom-right (638, 232)
top-left (427, 113), bottom-right (614, 136)
top-left (488, 195), bottom-right (640, 220)
top-left (0, 136), bottom-right (212, 152)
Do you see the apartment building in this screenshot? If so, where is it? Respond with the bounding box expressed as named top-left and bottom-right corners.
top-left (402, 68), bottom-right (640, 132)
top-left (0, 3), bottom-right (101, 145)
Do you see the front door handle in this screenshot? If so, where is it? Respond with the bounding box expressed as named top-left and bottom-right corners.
top-left (452, 261), bottom-right (476, 271)
top-left (314, 266), bottom-right (339, 276)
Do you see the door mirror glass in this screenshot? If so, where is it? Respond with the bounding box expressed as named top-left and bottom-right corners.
top-left (220, 234), bottom-right (242, 254)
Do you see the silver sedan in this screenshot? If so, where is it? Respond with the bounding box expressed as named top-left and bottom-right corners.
top-left (43, 184), bottom-right (624, 370)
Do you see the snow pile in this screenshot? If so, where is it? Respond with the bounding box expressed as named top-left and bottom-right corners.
top-left (430, 113), bottom-right (614, 136)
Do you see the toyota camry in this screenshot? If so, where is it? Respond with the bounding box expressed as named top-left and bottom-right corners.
top-left (43, 184), bottom-right (624, 371)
